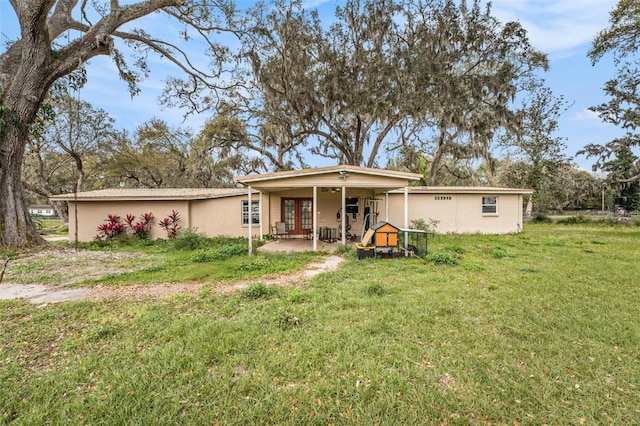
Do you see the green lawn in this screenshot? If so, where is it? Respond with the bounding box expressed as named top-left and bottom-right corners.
top-left (1, 224), bottom-right (639, 424)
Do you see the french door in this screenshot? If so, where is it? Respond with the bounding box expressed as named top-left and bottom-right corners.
top-left (282, 198), bottom-right (313, 235)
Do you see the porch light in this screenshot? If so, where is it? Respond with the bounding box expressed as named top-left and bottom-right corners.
top-left (338, 170), bottom-right (349, 180)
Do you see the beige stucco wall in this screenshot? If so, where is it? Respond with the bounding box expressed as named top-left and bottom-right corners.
top-left (69, 194), bottom-right (272, 242)
top-left (383, 192), bottom-right (524, 234)
top-left (67, 189), bottom-right (525, 242)
top-left (190, 193), bottom-right (270, 239)
top-left (68, 200), bottom-right (191, 242)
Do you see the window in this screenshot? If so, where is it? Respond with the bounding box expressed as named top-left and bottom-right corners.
top-left (435, 196), bottom-right (451, 201)
top-left (482, 196), bottom-right (498, 215)
top-left (242, 200), bottom-right (260, 226)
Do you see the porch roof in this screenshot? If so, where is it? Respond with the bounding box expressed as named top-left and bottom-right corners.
top-left (235, 165), bottom-right (422, 192)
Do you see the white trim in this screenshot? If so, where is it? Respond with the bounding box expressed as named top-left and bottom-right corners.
top-left (241, 200), bottom-right (261, 227)
top-left (341, 186), bottom-right (346, 245)
top-left (389, 187), bottom-right (533, 195)
top-left (385, 191), bottom-right (389, 222)
top-left (248, 186), bottom-right (253, 256)
top-left (313, 186), bottom-right (317, 251)
top-left (404, 187), bottom-right (409, 253)
top-left (236, 165), bottom-right (422, 184)
top-left (258, 191), bottom-right (263, 240)
top-left (482, 196), bottom-right (499, 216)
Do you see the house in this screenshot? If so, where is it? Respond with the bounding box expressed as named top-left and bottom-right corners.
top-left (28, 205), bottom-right (58, 217)
top-left (50, 166), bottom-right (532, 251)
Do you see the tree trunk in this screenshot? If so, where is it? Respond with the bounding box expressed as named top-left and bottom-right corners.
top-left (428, 132), bottom-right (447, 186)
top-left (525, 196), bottom-right (533, 219)
top-left (1, 39), bottom-right (50, 246)
top-left (1, 124), bottom-right (45, 246)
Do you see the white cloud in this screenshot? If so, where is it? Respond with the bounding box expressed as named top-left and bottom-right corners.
top-left (488, 0), bottom-right (616, 56)
top-left (571, 108), bottom-right (606, 126)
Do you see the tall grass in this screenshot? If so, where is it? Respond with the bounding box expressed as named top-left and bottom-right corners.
top-left (1, 224), bottom-right (639, 424)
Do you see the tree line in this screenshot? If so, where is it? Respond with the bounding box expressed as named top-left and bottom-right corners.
top-left (1, 0), bottom-right (639, 247)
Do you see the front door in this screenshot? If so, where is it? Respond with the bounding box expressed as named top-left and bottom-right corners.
top-left (282, 198), bottom-right (313, 235)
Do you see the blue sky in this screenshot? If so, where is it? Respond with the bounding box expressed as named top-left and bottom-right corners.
top-left (0, 0), bottom-right (625, 172)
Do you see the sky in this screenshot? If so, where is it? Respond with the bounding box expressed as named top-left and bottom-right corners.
top-left (0, 0), bottom-right (626, 172)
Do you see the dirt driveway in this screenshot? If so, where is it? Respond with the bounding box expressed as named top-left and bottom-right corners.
top-left (0, 248), bottom-right (344, 304)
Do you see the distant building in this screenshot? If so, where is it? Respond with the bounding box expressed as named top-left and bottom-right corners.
top-left (28, 205), bottom-right (58, 217)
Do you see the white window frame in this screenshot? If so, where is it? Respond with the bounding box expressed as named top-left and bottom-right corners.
top-left (482, 196), bottom-right (498, 216)
top-left (242, 200), bottom-right (260, 226)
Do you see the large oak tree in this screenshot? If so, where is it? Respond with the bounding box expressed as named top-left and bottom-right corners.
top-left (241, 0), bottom-right (547, 181)
top-left (0, 0), bottom-right (237, 247)
top-left (582, 0), bottom-right (640, 183)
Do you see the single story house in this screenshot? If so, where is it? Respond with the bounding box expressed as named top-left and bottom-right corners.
top-left (50, 166), bottom-right (533, 251)
top-left (28, 205), bottom-right (58, 217)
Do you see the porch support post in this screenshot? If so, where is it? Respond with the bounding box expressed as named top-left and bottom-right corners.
top-left (341, 186), bottom-right (346, 245)
top-left (404, 186), bottom-right (409, 255)
top-left (385, 191), bottom-right (389, 222)
top-left (258, 190), bottom-right (263, 240)
top-left (248, 186), bottom-right (253, 256)
top-left (313, 186), bottom-right (318, 251)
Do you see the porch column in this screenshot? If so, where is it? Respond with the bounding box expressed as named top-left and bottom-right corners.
top-left (341, 186), bottom-right (346, 245)
top-left (248, 186), bottom-right (253, 256)
top-left (313, 186), bottom-right (318, 251)
top-left (385, 191), bottom-right (389, 221)
top-left (404, 186), bottom-right (409, 254)
top-left (258, 190), bottom-right (263, 240)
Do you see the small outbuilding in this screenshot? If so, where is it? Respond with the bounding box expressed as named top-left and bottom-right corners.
top-left (370, 221), bottom-right (400, 256)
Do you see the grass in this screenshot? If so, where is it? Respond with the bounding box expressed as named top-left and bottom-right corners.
top-left (2, 234), bottom-right (323, 287)
top-left (1, 223), bottom-right (640, 424)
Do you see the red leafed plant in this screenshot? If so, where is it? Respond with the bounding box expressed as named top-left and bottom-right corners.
top-left (124, 212), bottom-right (154, 239)
top-left (95, 215), bottom-right (125, 240)
top-left (96, 212), bottom-right (153, 240)
top-left (158, 210), bottom-right (181, 239)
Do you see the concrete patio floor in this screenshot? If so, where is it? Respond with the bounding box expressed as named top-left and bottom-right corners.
top-left (258, 238), bottom-right (346, 253)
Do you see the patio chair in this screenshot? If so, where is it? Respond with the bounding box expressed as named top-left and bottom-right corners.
top-left (273, 221), bottom-right (289, 240)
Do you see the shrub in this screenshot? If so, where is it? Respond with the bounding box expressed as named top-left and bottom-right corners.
top-left (95, 214), bottom-right (125, 240)
top-left (96, 213), bottom-right (154, 241)
top-left (123, 212), bottom-right (153, 239)
top-left (426, 250), bottom-right (460, 266)
top-left (411, 218), bottom-right (439, 233)
top-left (242, 282), bottom-right (274, 299)
top-left (530, 212), bottom-right (552, 223)
top-left (443, 244), bottom-right (465, 254)
top-left (366, 283), bottom-right (385, 296)
top-left (334, 244), bottom-right (353, 255)
top-left (159, 210), bottom-right (181, 239)
top-left (191, 244), bottom-right (247, 263)
top-left (490, 247), bottom-right (513, 259)
top-left (173, 229), bottom-right (209, 251)
top-left (557, 215), bottom-right (592, 225)
top-left (191, 249), bottom-right (217, 263)
top-left (238, 256), bottom-right (270, 271)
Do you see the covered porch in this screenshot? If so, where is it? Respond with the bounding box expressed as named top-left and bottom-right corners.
top-left (236, 165), bottom-right (422, 254)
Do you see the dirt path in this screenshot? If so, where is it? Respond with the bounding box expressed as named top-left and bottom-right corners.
top-left (0, 255), bottom-right (344, 304)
